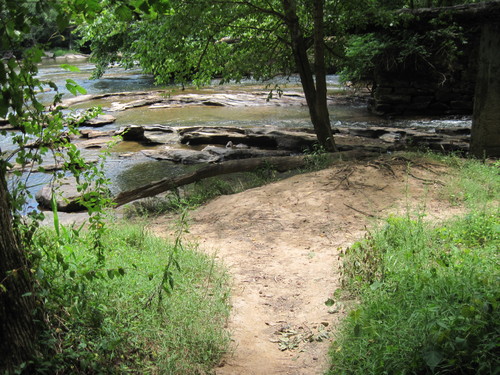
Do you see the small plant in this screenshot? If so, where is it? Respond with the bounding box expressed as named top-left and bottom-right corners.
top-left (303, 143), bottom-right (331, 171)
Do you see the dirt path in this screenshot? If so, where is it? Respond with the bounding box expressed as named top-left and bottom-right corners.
top-left (150, 156), bottom-right (460, 375)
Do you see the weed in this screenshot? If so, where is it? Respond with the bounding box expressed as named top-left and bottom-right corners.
top-left (330, 211), bottom-right (499, 374)
top-left (303, 143), bottom-right (331, 171)
top-left (29, 222), bottom-right (230, 374)
top-left (329, 156), bottom-right (499, 375)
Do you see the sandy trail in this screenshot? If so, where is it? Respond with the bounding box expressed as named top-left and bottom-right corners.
top-left (151, 156), bottom-right (459, 375)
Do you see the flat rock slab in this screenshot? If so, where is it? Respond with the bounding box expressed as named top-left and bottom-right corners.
top-left (80, 129), bottom-right (116, 139)
top-left (61, 91), bottom-right (313, 111)
top-left (116, 125), bottom-right (180, 144)
top-left (142, 146), bottom-right (293, 164)
top-left (82, 114), bottom-right (116, 127)
top-left (141, 148), bottom-right (219, 164)
top-left (117, 125), bottom-right (319, 151)
top-left (74, 137), bottom-right (116, 149)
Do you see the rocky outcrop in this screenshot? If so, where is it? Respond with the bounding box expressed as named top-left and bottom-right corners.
top-left (118, 125), bottom-right (319, 151)
top-left (116, 125), bottom-right (180, 144)
top-left (141, 148), bottom-right (219, 164)
top-left (342, 126), bottom-right (470, 152)
top-left (34, 123), bottom-right (471, 211)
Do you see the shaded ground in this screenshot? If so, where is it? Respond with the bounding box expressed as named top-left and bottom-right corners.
top-left (149, 154), bottom-right (462, 375)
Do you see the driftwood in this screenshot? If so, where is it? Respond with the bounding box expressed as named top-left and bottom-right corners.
top-left (113, 150), bottom-right (376, 206)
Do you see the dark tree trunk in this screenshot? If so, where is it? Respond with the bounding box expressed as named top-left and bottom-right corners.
top-left (282, 0), bottom-right (337, 152)
top-left (0, 166), bottom-right (38, 373)
top-left (471, 23), bottom-right (500, 158)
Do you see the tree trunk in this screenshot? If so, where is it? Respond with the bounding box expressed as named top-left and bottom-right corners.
top-left (114, 150), bottom-right (374, 206)
top-left (0, 167), bottom-right (38, 373)
top-left (114, 155), bottom-right (310, 206)
top-left (282, 0), bottom-right (337, 152)
top-left (471, 23), bottom-right (500, 158)
top-left (312, 0), bottom-right (337, 152)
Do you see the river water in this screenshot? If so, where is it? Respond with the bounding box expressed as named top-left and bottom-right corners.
top-left (2, 57), bottom-right (471, 209)
top-left (33, 58), bottom-right (471, 134)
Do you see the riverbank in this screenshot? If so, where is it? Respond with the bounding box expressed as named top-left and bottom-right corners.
top-left (30, 150), bottom-right (499, 374)
top-left (146, 151), bottom-right (498, 374)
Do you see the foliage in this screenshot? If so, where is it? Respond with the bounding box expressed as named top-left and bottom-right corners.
top-left (338, 22), bottom-right (467, 85)
top-left (75, 0), bottom-right (298, 85)
top-left (335, 0), bottom-right (484, 85)
top-left (0, 0), bottom-right (109, 235)
top-left (28, 222), bottom-right (230, 374)
top-left (329, 158), bottom-right (500, 375)
top-left (1, 0), bottom-right (118, 372)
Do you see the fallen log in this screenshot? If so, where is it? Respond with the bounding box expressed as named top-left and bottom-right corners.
top-left (113, 150), bottom-right (377, 207)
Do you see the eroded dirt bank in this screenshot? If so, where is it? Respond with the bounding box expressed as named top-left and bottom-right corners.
top-left (150, 155), bottom-right (462, 375)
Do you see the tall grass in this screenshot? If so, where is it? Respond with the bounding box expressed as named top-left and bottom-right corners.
top-left (329, 155), bottom-right (499, 375)
top-left (31, 223), bottom-right (230, 374)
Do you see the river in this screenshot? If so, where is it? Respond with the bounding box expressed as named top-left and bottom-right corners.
top-left (1, 57), bottom-right (471, 211)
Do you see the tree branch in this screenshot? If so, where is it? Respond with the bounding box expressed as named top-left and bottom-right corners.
top-left (114, 151), bottom-right (376, 206)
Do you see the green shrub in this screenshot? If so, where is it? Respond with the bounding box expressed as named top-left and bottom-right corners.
top-left (30, 223), bottom-right (230, 374)
top-left (329, 211), bottom-right (499, 374)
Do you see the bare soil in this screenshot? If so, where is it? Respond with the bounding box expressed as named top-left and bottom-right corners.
top-left (149, 155), bottom-right (462, 375)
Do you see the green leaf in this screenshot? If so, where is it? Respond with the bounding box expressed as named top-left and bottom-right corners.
top-left (353, 324), bottom-right (361, 337)
top-left (423, 350), bottom-right (443, 371)
top-left (115, 4), bottom-right (133, 21)
top-left (51, 194), bottom-right (60, 237)
top-left (65, 79), bottom-right (87, 96)
top-left (76, 85), bottom-right (87, 95)
top-left (66, 82), bottom-right (77, 96)
top-left (325, 298), bottom-right (335, 307)
top-left (56, 13), bottom-right (70, 32)
top-left (370, 280), bottom-right (383, 290)
top-left (60, 64), bottom-right (80, 72)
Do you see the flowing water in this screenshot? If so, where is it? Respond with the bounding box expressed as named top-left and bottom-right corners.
top-left (1, 58), bottom-right (471, 209)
